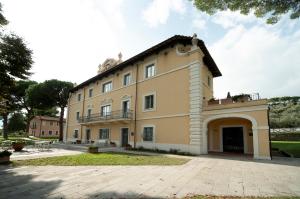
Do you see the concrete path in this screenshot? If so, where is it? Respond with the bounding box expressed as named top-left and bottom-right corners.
top-left (10, 147), bottom-right (83, 161)
top-left (0, 155), bottom-right (299, 199)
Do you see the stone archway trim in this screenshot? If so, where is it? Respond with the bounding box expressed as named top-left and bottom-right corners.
top-left (203, 113), bottom-right (261, 159)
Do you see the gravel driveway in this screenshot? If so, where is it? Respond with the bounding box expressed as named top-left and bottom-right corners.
top-left (0, 155), bottom-right (299, 199)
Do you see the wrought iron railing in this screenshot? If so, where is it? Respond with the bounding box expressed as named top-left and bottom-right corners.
top-left (78, 110), bottom-right (133, 123)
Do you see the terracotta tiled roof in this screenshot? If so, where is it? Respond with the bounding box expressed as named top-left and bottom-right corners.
top-left (71, 35), bottom-right (221, 92)
top-left (35, 116), bottom-right (66, 122)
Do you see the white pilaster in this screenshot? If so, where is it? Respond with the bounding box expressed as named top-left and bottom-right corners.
top-left (189, 61), bottom-right (203, 154)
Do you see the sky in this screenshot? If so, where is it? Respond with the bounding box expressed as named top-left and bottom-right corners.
top-left (1, 0), bottom-right (300, 99)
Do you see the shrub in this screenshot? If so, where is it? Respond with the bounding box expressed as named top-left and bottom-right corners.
top-left (271, 132), bottom-right (300, 141)
top-left (0, 150), bottom-right (12, 157)
top-left (88, 146), bottom-right (98, 153)
top-left (169, 149), bottom-right (178, 154)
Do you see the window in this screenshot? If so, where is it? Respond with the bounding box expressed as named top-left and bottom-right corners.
top-left (77, 93), bottom-right (81, 101)
top-left (123, 73), bottom-right (131, 86)
top-left (76, 112), bottom-right (80, 120)
top-left (208, 76), bottom-right (211, 87)
top-left (89, 88), bottom-right (93, 97)
top-left (101, 105), bottom-right (111, 117)
top-left (32, 122), bottom-right (36, 129)
top-left (144, 94), bottom-right (154, 110)
top-left (56, 131), bottom-right (58, 135)
top-left (50, 121), bottom-right (53, 126)
top-left (49, 130), bottom-right (52, 135)
top-left (145, 64), bottom-right (155, 78)
top-left (74, 130), bottom-right (78, 138)
top-left (42, 130), bottom-right (44, 135)
top-left (57, 122), bottom-right (59, 126)
top-left (143, 127), bottom-right (153, 141)
top-left (87, 109), bottom-right (92, 118)
top-left (102, 81), bottom-right (112, 93)
top-left (99, 128), bottom-right (109, 139)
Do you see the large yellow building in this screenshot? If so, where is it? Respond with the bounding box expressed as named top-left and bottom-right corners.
top-left (65, 34), bottom-right (271, 159)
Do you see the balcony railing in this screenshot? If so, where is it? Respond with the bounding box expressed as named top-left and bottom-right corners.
top-left (78, 110), bottom-right (133, 123)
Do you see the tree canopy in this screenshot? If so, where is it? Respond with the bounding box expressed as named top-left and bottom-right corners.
top-left (191, 0), bottom-right (300, 24)
top-left (7, 112), bottom-right (26, 133)
top-left (0, 2), bottom-right (33, 139)
top-left (27, 79), bottom-right (73, 140)
top-left (269, 96), bottom-right (300, 128)
top-left (0, 3), bottom-right (8, 26)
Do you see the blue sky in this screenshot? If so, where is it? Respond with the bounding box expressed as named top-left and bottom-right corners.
top-left (1, 0), bottom-right (300, 99)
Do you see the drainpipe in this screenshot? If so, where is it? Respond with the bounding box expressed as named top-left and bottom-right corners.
top-left (133, 63), bottom-right (139, 149)
top-left (39, 117), bottom-right (42, 137)
top-left (267, 105), bottom-right (272, 160)
top-left (65, 93), bottom-right (71, 143)
top-left (80, 88), bottom-right (86, 141)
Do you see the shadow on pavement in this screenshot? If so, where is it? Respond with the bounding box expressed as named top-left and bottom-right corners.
top-left (0, 165), bottom-right (62, 199)
top-left (200, 153), bottom-right (300, 167)
top-left (87, 191), bottom-right (164, 199)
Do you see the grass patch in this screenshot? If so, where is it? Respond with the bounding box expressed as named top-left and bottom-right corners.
top-left (272, 141), bottom-right (300, 158)
top-left (12, 152), bottom-right (189, 166)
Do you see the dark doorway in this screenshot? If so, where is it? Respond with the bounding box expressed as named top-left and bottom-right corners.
top-left (121, 128), bottom-right (129, 147)
top-left (222, 127), bottom-right (244, 153)
top-left (122, 100), bottom-right (130, 118)
top-left (86, 129), bottom-right (91, 141)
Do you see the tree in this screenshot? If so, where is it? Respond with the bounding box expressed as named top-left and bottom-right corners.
top-left (7, 112), bottom-right (26, 133)
top-left (0, 2), bottom-right (33, 139)
top-left (191, 0), bottom-right (300, 24)
top-left (0, 95), bottom-right (18, 139)
top-left (0, 34), bottom-right (33, 97)
top-left (0, 3), bottom-right (8, 26)
top-left (12, 80), bottom-right (37, 134)
top-left (27, 80), bottom-right (73, 141)
top-left (269, 96), bottom-right (300, 129)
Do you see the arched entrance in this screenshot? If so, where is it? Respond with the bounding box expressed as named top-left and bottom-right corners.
top-left (203, 114), bottom-right (259, 158)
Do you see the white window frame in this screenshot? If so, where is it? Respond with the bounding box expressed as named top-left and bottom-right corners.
top-left (100, 103), bottom-right (112, 117)
top-left (99, 128), bottom-right (110, 140)
top-left (123, 72), bottom-right (132, 86)
top-left (101, 80), bottom-right (113, 93)
top-left (143, 60), bottom-right (156, 79)
top-left (76, 111), bottom-right (80, 120)
top-left (142, 92), bottom-right (156, 112)
top-left (87, 109), bottom-right (92, 117)
top-left (88, 88), bottom-right (93, 98)
top-left (141, 125), bottom-right (155, 143)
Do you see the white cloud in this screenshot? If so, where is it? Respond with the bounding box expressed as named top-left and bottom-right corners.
top-left (212, 11), bottom-right (260, 29)
top-left (2, 0), bottom-right (126, 84)
top-left (192, 16), bottom-right (206, 30)
top-left (142, 0), bottom-right (186, 27)
top-left (210, 25), bottom-right (300, 98)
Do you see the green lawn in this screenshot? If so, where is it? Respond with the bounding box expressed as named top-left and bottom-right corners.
top-left (272, 141), bottom-right (300, 158)
top-left (12, 152), bottom-right (189, 166)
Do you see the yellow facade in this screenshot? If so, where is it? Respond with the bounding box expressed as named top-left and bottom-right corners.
top-left (65, 35), bottom-right (271, 159)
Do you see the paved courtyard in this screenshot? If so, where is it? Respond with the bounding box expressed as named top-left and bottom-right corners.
top-left (0, 155), bottom-right (300, 199)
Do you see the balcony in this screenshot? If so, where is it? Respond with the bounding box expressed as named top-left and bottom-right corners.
top-left (203, 93), bottom-right (268, 111)
top-left (78, 110), bottom-right (133, 124)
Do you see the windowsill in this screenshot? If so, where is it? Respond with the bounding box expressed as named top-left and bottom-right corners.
top-left (142, 108), bottom-right (155, 112)
top-left (144, 75), bottom-right (156, 80)
top-left (142, 140), bottom-right (154, 143)
top-left (102, 91), bottom-right (112, 94)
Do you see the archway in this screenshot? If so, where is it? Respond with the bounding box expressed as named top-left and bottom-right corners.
top-left (203, 114), bottom-right (259, 158)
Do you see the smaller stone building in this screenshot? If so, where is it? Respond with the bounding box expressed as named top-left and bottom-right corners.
top-left (29, 116), bottom-right (66, 138)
